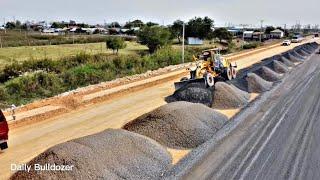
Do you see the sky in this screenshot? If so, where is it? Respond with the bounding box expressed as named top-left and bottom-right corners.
top-left (0, 0), bottom-right (319, 27)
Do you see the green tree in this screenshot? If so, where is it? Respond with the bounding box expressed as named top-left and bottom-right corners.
top-left (138, 26), bottom-right (172, 53)
top-left (145, 22), bottom-right (159, 27)
top-left (124, 19), bottom-right (144, 28)
top-left (5, 22), bottom-right (16, 29)
top-left (265, 26), bottom-right (275, 34)
top-left (185, 17), bottom-right (214, 39)
top-left (106, 37), bottom-right (127, 54)
top-left (169, 20), bottom-right (184, 43)
top-left (213, 28), bottom-right (233, 43)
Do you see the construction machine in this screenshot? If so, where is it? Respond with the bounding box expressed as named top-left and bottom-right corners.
top-left (175, 48), bottom-right (237, 90)
top-left (0, 110), bottom-right (9, 151)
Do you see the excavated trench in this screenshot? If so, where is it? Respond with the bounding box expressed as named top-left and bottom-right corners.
top-left (11, 42), bottom-right (319, 179)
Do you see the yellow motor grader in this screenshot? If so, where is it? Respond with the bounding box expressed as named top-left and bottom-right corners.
top-left (175, 48), bottom-right (237, 90)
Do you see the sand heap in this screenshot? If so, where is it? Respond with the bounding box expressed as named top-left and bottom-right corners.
top-left (280, 56), bottom-right (295, 67)
top-left (246, 73), bottom-right (273, 93)
top-left (273, 60), bottom-right (289, 73)
top-left (166, 82), bottom-right (214, 107)
top-left (255, 66), bottom-right (283, 82)
top-left (212, 82), bottom-right (250, 109)
top-left (124, 101), bottom-right (228, 149)
top-left (11, 129), bottom-right (172, 180)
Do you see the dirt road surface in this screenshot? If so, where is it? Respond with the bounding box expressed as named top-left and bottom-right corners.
top-left (174, 49), bottom-right (320, 180)
top-left (0, 39), bottom-right (316, 179)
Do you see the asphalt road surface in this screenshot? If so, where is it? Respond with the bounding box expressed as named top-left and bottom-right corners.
top-left (180, 52), bottom-right (320, 179)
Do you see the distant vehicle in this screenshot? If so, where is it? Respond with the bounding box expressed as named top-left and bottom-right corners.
top-left (315, 33), bottom-right (319, 38)
top-left (0, 110), bottom-right (9, 151)
top-left (282, 40), bottom-right (291, 46)
top-left (291, 35), bottom-right (304, 43)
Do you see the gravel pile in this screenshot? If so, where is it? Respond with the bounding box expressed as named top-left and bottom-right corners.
top-left (166, 82), bottom-right (214, 107)
top-left (212, 82), bottom-right (250, 109)
top-left (292, 51), bottom-right (306, 60)
top-left (296, 49), bottom-right (309, 57)
top-left (255, 66), bottom-right (283, 82)
top-left (280, 56), bottom-right (295, 67)
top-left (288, 53), bottom-right (303, 62)
top-left (273, 60), bottom-right (289, 73)
top-left (123, 101), bottom-right (228, 149)
top-left (246, 73), bottom-right (273, 93)
top-left (10, 129), bottom-right (172, 180)
top-left (302, 47), bottom-right (312, 54)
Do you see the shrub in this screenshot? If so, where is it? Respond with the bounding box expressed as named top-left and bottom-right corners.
top-left (243, 42), bottom-right (260, 50)
top-left (106, 37), bottom-right (127, 54)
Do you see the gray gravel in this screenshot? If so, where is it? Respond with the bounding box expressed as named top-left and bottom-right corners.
top-left (166, 82), bottom-right (214, 107)
top-left (280, 56), bottom-right (295, 67)
top-left (212, 82), bottom-right (250, 109)
top-left (123, 101), bottom-right (228, 149)
top-left (246, 73), bottom-right (273, 93)
top-left (10, 129), bottom-right (172, 180)
top-left (273, 60), bottom-right (289, 73)
top-left (255, 66), bottom-right (283, 82)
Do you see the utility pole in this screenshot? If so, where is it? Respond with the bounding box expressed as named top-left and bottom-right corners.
top-left (240, 24), bottom-right (248, 48)
top-left (260, 20), bottom-right (264, 42)
top-left (182, 22), bottom-right (185, 64)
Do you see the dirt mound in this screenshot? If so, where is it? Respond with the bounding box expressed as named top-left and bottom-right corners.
top-left (166, 82), bottom-right (214, 107)
top-left (273, 60), bottom-right (289, 73)
top-left (280, 56), bottom-right (295, 67)
top-left (246, 73), bottom-right (273, 93)
top-left (10, 129), bottom-right (172, 180)
top-left (255, 66), bottom-right (283, 82)
top-left (123, 101), bottom-right (228, 149)
top-left (212, 82), bottom-right (250, 109)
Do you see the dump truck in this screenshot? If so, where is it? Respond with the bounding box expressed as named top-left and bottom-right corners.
top-left (174, 48), bottom-right (237, 90)
top-left (0, 110), bottom-right (9, 151)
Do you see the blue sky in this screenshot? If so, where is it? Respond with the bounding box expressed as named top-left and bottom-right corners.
top-left (0, 0), bottom-right (319, 27)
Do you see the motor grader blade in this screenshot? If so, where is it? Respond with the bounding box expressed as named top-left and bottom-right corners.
top-left (174, 78), bottom-right (206, 91)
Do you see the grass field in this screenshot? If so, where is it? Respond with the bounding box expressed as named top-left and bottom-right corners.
top-left (0, 41), bottom-right (148, 66)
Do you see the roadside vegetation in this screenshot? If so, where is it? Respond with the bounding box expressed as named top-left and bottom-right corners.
top-left (0, 16), bottom-right (287, 107)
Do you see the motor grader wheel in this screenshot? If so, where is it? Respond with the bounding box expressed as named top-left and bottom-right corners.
top-left (204, 73), bottom-right (215, 87)
top-left (223, 67), bottom-right (233, 81)
top-left (231, 66), bottom-right (237, 79)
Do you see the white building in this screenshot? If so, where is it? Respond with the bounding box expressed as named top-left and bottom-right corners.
top-left (243, 31), bottom-right (254, 39)
top-left (187, 37), bottom-right (203, 45)
top-left (270, 29), bottom-right (284, 39)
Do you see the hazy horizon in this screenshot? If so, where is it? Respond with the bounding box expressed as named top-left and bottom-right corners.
top-left (0, 0), bottom-right (319, 27)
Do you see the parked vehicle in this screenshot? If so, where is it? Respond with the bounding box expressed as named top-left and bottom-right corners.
top-left (282, 40), bottom-right (291, 46)
top-left (0, 110), bottom-right (9, 151)
top-left (291, 35), bottom-right (304, 43)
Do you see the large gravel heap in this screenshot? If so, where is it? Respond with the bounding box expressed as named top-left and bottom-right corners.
top-left (10, 129), bottom-right (172, 180)
top-left (246, 73), bottom-right (273, 93)
top-left (280, 56), bottom-right (295, 67)
top-left (288, 53), bottom-right (303, 62)
top-left (123, 101), bottom-right (228, 149)
top-left (166, 82), bottom-right (214, 107)
top-left (255, 66), bottom-right (283, 82)
top-left (212, 82), bottom-right (250, 109)
top-left (272, 60), bottom-right (289, 73)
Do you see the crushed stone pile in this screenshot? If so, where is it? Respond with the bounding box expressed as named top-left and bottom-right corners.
top-left (292, 51), bottom-right (306, 60)
top-left (123, 101), bottom-right (228, 149)
top-left (212, 82), bottom-right (250, 109)
top-left (301, 48), bottom-right (312, 55)
top-left (288, 53), bottom-right (303, 62)
top-left (10, 129), bottom-right (172, 180)
top-left (166, 82), bottom-right (214, 107)
top-left (280, 56), bottom-right (295, 67)
top-left (296, 49), bottom-right (309, 57)
top-left (255, 66), bottom-right (283, 82)
top-left (246, 73), bottom-right (273, 93)
top-left (273, 60), bottom-right (289, 73)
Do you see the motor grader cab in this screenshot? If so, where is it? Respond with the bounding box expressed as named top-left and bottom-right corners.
top-left (174, 48), bottom-right (237, 90)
